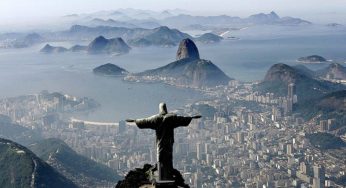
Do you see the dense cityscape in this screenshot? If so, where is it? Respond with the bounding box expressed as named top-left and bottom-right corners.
top-left (1, 77), bottom-right (345, 187)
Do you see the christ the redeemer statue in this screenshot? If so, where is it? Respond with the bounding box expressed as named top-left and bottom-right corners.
top-left (126, 102), bottom-right (201, 181)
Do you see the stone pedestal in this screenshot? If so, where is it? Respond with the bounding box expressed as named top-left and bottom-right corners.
top-left (155, 180), bottom-right (176, 188)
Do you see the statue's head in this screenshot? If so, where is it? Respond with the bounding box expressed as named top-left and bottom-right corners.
top-left (159, 102), bottom-right (168, 115)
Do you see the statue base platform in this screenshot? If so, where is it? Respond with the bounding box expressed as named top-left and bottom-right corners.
top-left (115, 164), bottom-right (189, 188)
top-left (155, 180), bottom-right (176, 188)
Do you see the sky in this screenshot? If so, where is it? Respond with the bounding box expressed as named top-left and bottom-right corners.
top-left (0, 0), bottom-right (345, 25)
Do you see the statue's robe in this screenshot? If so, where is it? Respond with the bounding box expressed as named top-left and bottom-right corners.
top-left (135, 113), bottom-right (192, 180)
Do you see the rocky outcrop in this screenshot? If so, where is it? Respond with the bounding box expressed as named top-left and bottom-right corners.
top-left (176, 38), bottom-right (200, 61)
top-left (135, 39), bottom-right (231, 87)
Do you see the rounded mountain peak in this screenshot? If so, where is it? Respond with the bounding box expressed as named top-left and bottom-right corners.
top-left (176, 38), bottom-right (200, 61)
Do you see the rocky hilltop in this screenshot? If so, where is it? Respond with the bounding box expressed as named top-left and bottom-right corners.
top-left (0, 138), bottom-right (77, 188)
top-left (132, 38), bottom-right (231, 87)
top-left (258, 63), bottom-right (344, 102)
top-left (93, 63), bottom-right (128, 76)
top-left (29, 138), bottom-right (121, 187)
top-left (176, 38), bottom-right (200, 61)
top-left (87, 36), bottom-right (131, 54)
top-left (316, 63), bottom-right (346, 80)
top-left (136, 26), bottom-right (191, 47)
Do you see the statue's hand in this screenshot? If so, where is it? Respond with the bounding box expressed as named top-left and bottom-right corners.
top-left (192, 115), bottom-right (202, 119)
top-left (126, 119), bottom-right (135, 123)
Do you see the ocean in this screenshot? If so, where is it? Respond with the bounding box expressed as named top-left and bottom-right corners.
top-left (0, 28), bottom-right (345, 121)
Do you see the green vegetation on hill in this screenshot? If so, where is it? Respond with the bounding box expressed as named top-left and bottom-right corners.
top-left (0, 138), bottom-right (77, 188)
top-left (306, 133), bottom-right (346, 150)
top-left (296, 90), bottom-right (346, 123)
top-left (29, 138), bottom-right (120, 187)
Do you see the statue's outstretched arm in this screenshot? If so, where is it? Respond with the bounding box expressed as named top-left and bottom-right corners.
top-left (174, 115), bottom-right (201, 128)
top-left (192, 115), bottom-right (202, 119)
top-left (126, 115), bottom-right (160, 129)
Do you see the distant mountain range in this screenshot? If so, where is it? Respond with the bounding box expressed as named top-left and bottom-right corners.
top-left (0, 138), bottom-right (77, 188)
top-left (65, 25), bottom-right (192, 47)
top-left (0, 11), bottom-right (317, 49)
top-left (161, 11), bottom-right (311, 28)
top-left (40, 25), bottom-right (225, 54)
top-left (64, 11), bottom-right (310, 40)
top-left (29, 138), bottom-right (121, 187)
top-left (67, 10), bottom-right (311, 29)
top-left (131, 38), bottom-right (231, 87)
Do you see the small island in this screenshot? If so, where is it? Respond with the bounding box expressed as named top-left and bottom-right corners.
top-left (93, 63), bottom-right (128, 76)
top-left (195, 33), bottom-right (223, 44)
top-left (40, 44), bottom-right (68, 53)
top-left (297, 55), bottom-right (327, 64)
top-left (39, 36), bottom-right (131, 55)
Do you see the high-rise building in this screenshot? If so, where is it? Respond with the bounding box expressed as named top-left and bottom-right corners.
top-left (204, 143), bottom-right (210, 154)
top-left (286, 83), bottom-right (296, 115)
top-left (327, 119), bottom-right (336, 130)
top-left (313, 165), bottom-right (325, 188)
top-left (271, 106), bottom-right (281, 122)
top-left (299, 162), bottom-right (307, 174)
top-left (237, 132), bottom-right (244, 144)
top-left (248, 113), bottom-right (254, 125)
top-left (287, 144), bottom-right (293, 155)
top-left (288, 83), bottom-right (295, 100)
top-left (196, 142), bottom-right (204, 160)
top-left (319, 120), bottom-right (328, 132)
